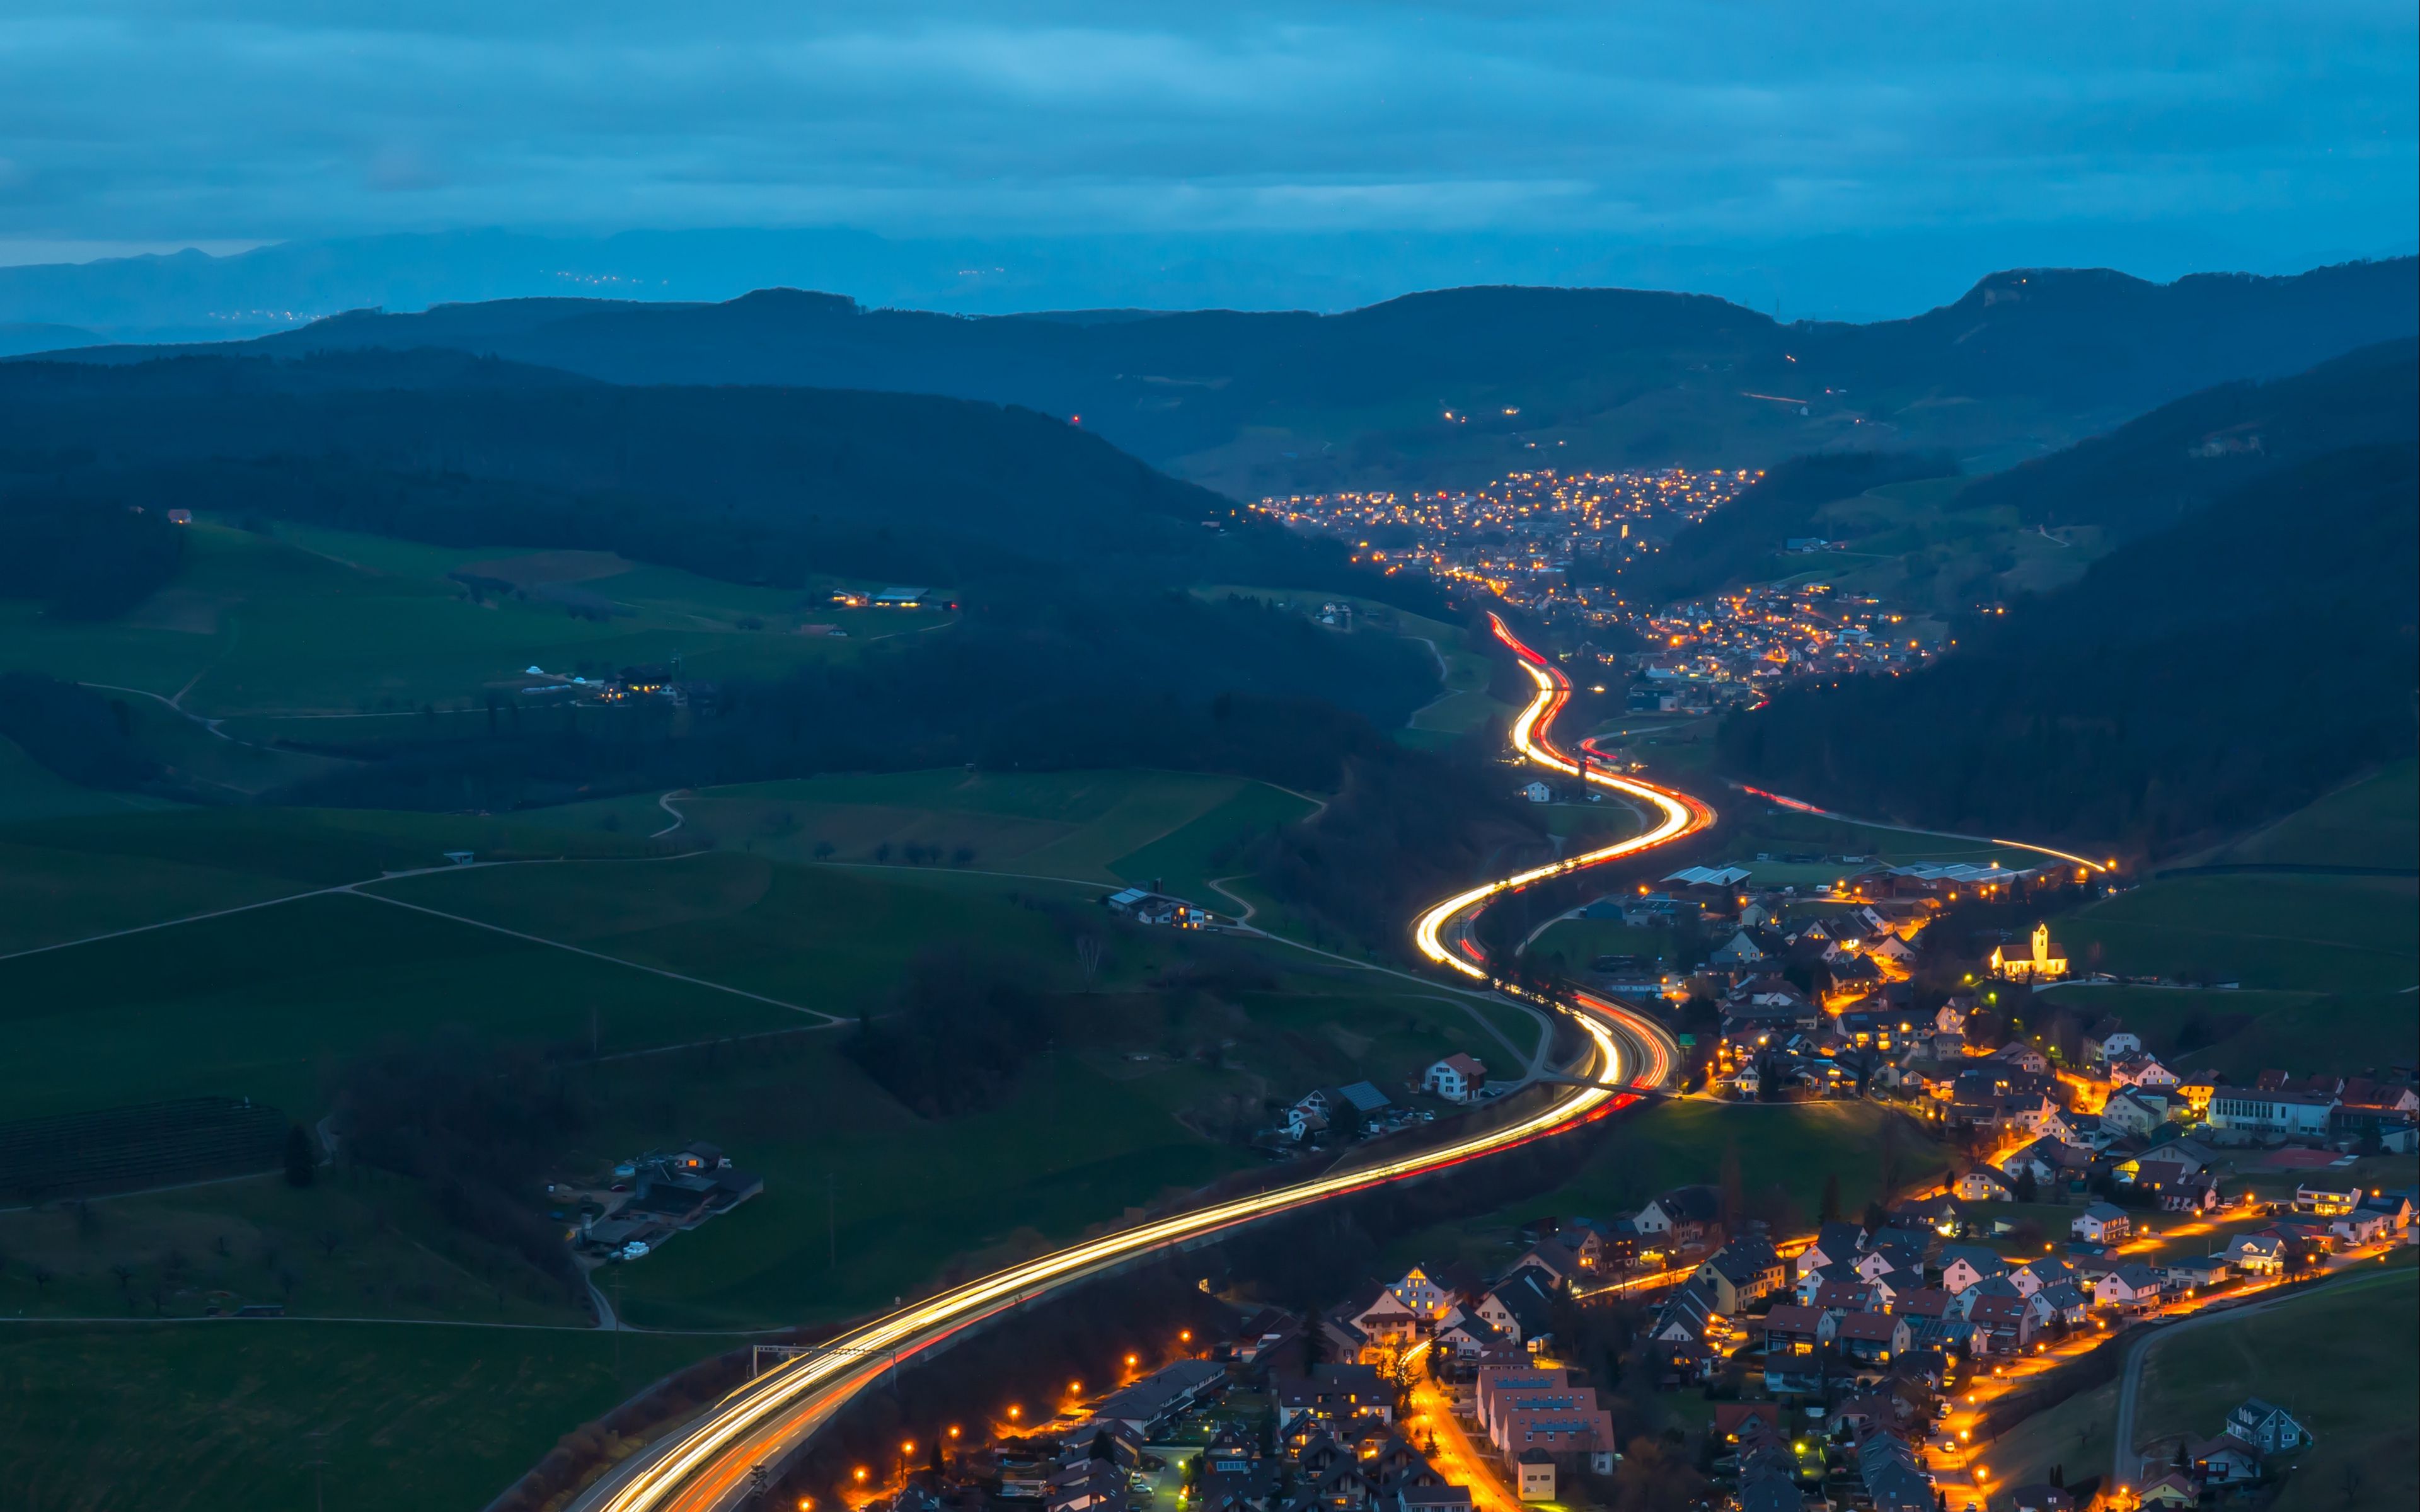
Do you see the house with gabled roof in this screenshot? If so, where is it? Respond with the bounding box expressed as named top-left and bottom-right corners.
top-left (2072, 1202), bottom-right (2131, 1245)
top-left (1692, 1236), bottom-right (1785, 1314)
top-left (2224, 1397), bottom-right (2312, 1454)
top-left (1936, 1246), bottom-right (2010, 1295)
top-left (2093, 1263), bottom-right (2165, 1310)
top-left (1832, 1310), bottom-right (1910, 1363)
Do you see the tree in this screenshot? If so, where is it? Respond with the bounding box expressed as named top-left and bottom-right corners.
top-left (284, 1123), bottom-right (317, 1188)
top-left (1819, 1173), bottom-right (1841, 1227)
top-left (1718, 1140), bottom-right (1744, 1232)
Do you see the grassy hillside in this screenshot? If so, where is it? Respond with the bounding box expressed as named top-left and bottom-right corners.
top-left (0, 1319), bottom-right (720, 1512)
top-left (0, 518), bottom-right (918, 721)
top-left (2058, 874), bottom-right (2418, 995)
top-left (2196, 758), bottom-right (2419, 871)
top-left (2133, 1266), bottom-right (2418, 1512)
top-left (518, 768), bottom-right (1317, 907)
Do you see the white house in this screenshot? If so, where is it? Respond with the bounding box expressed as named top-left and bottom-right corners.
top-left (2109, 1054), bottom-right (2179, 1089)
top-left (2223, 1398), bottom-right (2312, 1455)
top-left (2092, 1264), bottom-right (2165, 1310)
top-left (2224, 1232), bottom-right (2286, 1275)
top-left (1954, 1166), bottom-right (2016, 1203)
top-left (1936, 1247), bottom-right (2010, 1295)
top-left (1424, 1053), bottom-right (1489, 1104)
top-left (2072, 1203), bottom-right (2132, 1245)
top-left (1706, 931), bottom-right (1767, 968)
top-left (2208, 1089), bottom-right (2338, 1142)
top-left (1387, 1263), bottom-right (1460, 1320)
top-left (1523, 781), bottom-right (1553, 803)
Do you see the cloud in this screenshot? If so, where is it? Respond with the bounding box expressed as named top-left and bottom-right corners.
top-left (0, 0), bottom-right (2409, 280)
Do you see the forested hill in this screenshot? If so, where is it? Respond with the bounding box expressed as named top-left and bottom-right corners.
top-left (1716, 350), bottom-right (2420, 858)
top-left (28, 259), bottom-right (2414, 498)
top-left (0, 350), bottom-right (1395, 599)
top-left (1950, 337), bottom-right (2419, 541)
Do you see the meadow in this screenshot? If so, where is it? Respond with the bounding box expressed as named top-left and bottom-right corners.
top-left (2133, 1261), bottom-right (2418, 1511)
top-left (2194, 757), bottom-right (2419, 871)
top-left (0, 518), bottom-right (938, 724)
top-left (2059, 873), bottom-right (2419, 994)
top-left (518, 767), bottom-right (1318, 910)
top-left (0, 1317), bottom-right (722, 1512)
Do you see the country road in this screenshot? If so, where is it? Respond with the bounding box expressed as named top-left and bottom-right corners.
top-left (564, 614), bottom-right (1712, 1512)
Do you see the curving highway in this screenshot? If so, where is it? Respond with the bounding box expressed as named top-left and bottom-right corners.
top-left (575, 614), bottom-right (1707, 1512)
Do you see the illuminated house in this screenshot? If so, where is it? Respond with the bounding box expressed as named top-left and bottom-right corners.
top-left (1990, 922), bottom-right (2069, 982)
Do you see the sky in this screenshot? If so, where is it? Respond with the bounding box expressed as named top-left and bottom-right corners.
top-left (1, 1), bottom-right (2414, 317)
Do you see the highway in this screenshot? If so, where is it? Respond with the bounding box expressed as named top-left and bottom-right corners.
top-left (575, 614), bottom-right (1707, 1512)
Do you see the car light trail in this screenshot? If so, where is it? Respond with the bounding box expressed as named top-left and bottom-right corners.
top-left (1412, 614), bottom-right (1715, 978)
top-left (587, 612), bottom-right (1702, 1512)
top-left (1732, 782), bottom-right (2107, 873)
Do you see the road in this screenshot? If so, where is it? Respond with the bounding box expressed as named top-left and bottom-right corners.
top-left (570, 616), bottom-right (1710, 1512)
top-left (1723, 779), bottom-right (2109, 875)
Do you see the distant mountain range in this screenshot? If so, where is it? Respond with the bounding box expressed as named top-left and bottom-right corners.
top-left (23, 257), bottom-right (2417, 500)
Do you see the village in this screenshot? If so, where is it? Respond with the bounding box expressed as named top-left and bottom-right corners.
top-left (802, 857), bottom-right (2414, 1512)
top-left (822, 1136), bottom-right (2409, 1512)
top-left (1252, 467), bottom-right (1752, 618)
top-left (1623, 583), bottom-right (1945, 709)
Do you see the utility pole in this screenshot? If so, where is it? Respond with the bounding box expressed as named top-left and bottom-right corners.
top-left (827, 1172), bottom-right (838, 1269)
top-left (303, 1428), bottom-right (328, 1512)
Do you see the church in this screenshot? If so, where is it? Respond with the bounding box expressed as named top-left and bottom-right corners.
top-left (1990, 921), bottom-right (2070, 981)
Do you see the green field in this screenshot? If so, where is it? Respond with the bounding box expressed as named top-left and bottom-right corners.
top-left (1528, 917), bottom-right (1674, 972)
top-left (0, 1318), bottom-right (722, 1512)
top-left (2133, 1264), bottom-right (2418, 1512)
top-left (0, 798), bottom-right (1540, 1337)
top-left (1979, 1378), bottom-right (2120, 1496)
top-left (2199, 759), bottom-right (2420, 871)
top-left (0, 1164), bottom-right (591, 1326)
top-left (0, 518), bottom-right (940, 723)
top-left (2061, 873), bottom-right (2419, 994)
top-left (2035, 983), bottom-right (2417, 1081)
top-left (586, 970), bottom-right (1535, 1331)
top-left (517, 769), bottom-right (1317, 910)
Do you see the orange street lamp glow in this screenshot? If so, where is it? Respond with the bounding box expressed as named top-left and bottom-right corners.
top-left (1007, 1406), bottom-right (1022, 1420)
top-left (1126, 1354), bottom-right (1139, 1367)
top-left (948, 1426), bottom-right (962, 1440)
top-left (853, 1469), bottom-right (868, 1483)
top-left (1179, 1330), bottom-right (1192, 1343)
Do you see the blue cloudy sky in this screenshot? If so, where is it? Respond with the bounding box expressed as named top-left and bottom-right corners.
top-left (1, 1), bottom-right (2412, 314)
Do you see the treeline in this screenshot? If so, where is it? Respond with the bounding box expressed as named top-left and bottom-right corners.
top-left (330, 1031), bottom-right (587, 1294)
top-left (0, 673), bottom-right (161, 789)
top-left (843, 949), bottom-right (1053, 1118)
top-left (1719, 441), bottom-right (2420, 856)
top-left (0, 491), bottom-right (185, 618)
